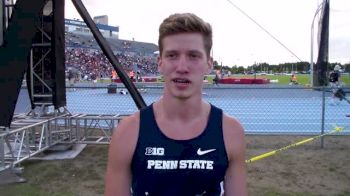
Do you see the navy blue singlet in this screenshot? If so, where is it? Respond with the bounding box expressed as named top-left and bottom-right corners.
top-left (131, 104), bottom-right (228, 196)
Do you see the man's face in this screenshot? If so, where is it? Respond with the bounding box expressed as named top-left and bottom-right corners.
top-left (158, 33), bottom-right (212, 99)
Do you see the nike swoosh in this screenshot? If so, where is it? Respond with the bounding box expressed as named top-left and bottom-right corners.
top-left (197, 148), bottom-right (216, 156)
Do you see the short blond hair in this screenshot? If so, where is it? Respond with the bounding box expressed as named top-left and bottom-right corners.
top-left (158, 13), bottom-right (212, 57)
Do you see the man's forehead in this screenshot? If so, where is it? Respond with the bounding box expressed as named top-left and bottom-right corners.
top-left (162, 33), bottom-right (206, 53)
top-left (163, 49), bottom-right (204, 55)
top-left (162, 32), bottom-right (204, 43)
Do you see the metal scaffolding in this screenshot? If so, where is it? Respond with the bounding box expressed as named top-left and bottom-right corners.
top-left (0, 113), bottom-right (124, 172)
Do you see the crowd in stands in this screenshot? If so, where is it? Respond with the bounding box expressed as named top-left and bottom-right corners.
top-left (65, 31), bottom-right (159, 81)
top-left (65, 47), bottom-right (159, 81)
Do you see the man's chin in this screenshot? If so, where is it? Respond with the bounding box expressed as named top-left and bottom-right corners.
top-left (172, 92), bottom-right (191, 100)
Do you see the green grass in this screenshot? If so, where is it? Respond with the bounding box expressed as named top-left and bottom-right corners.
top-left (264, 74), bottom-right (350, 86)
top-left (1, 138), bottom-right (349, 195)
top-left (0, 146), bottom-right (108, 196)
top-left (205, 74), bottom-right (350, 86)
top-left (92, 74), bottom-right (350, 86)
top-left (264, 75), bottom-right (309, 85)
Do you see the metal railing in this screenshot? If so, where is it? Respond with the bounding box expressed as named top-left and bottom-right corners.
top-left (0, 112), bottom-right (124, 171)
top-left (0, 114), bottom-right (70, 171)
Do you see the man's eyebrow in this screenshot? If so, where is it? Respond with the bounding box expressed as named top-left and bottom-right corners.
top-left (163, 50), bottom-right (203, 55)
top-left (188, 50), bottom-right (204, 55)
top-left (188, 50), bottom-right (202, 53)
top-left (163, 50), bottom-right (178, 54)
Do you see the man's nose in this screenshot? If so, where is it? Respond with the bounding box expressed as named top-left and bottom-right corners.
top-left (176, 56), bottom-right (189, 73)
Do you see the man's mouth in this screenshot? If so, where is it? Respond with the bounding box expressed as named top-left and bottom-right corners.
top-left (173, 78), bottom-right (191, 84)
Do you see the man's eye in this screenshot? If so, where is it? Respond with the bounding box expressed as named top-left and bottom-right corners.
top-left (190, 54), bottom-right (200, 59)
top-left (166, 54), bottom-right (176, 58)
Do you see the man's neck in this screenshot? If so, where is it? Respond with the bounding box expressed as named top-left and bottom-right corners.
top-left (157, 95), bottom-right (205, 121)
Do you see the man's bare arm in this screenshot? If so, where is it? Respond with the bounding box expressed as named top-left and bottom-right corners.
top-left (223, 114), bottom-right (247, 196)
top-left (105, 113), bottom-right (139, 196)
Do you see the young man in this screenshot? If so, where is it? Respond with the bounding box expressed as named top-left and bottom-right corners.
top-left (289, 74), bottom-right (298, 85)
top-left (213, 70), bottom-right (221, 86)
top-left (329, 64), bottom-right (343, 105)
top-left (105, 13), bottom-right (247, 196)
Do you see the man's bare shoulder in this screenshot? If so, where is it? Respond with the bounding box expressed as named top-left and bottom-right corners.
top-left (222, 113), bottom-right (248, 196)
top-left (112, 111), bottom-right (140, 143)
top-left (105, 112), bottom-right (141, 195)
top-left (222, 113), bottom-right (245, 161)
top-left (222, 113), bottom-right (244, 135)
top-left (118, 112), bottom-right (140, 129)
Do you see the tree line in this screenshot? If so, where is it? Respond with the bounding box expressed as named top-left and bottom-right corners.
top-left (213, 61), bottom-right (350, 74)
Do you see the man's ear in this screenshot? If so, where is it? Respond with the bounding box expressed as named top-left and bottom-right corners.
top-left (206, 56), bottom-right (213, 74)
top-left (157, 56), bottom-right (163, 74)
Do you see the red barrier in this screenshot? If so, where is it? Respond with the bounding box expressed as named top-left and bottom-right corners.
top-left (113, 77), bottom-right (269, 84)
top-left (143, 77), bottom-right (157, 82)
top-left (113, 77), bottom-right (157, 83)
top-left (219, 78), bottom-right (269, 84)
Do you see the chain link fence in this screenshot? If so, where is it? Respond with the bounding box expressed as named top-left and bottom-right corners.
top-left (58, 83), bottom-right (350, 135)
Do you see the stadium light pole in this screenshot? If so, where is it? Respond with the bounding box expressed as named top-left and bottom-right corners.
top-left (310, 1), bottom-right (325, 87)
top-left (254, 61), bottom-right (257, 80)
top-left (290, 55), bottom-right (294, 73)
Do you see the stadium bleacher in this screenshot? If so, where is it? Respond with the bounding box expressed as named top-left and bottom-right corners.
top-left (65, 31), bottom-right (159, 80)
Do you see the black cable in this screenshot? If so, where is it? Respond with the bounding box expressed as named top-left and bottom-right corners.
top-left (225, 0), bottom-right (303, 62)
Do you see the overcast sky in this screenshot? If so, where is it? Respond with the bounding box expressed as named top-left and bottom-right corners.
top-left (65, 0), bottom-right (350, 67)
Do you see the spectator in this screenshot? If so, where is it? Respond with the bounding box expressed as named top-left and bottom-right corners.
top-left (65, 47), bottom-right (159, 80)
top-left (329, 65), bottom-right (344, 105)
top-left (213, 70), bottom-right (221, 86)
top-left (289, 74), bottom-right (298, 85)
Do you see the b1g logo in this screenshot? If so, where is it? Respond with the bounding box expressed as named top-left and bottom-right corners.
top-left (145, 147), bottom-right (165, 156)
